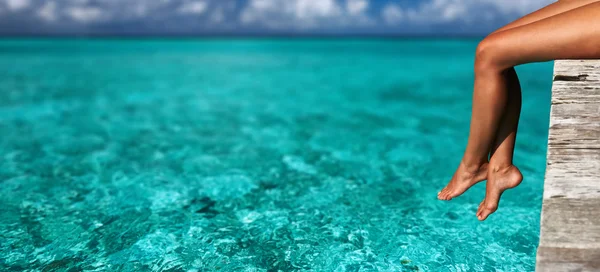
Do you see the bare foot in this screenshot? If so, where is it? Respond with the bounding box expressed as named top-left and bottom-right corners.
top-left (438, 161), bottom-right (488, 201)
top-left (476, 165), bottom-right (523, 221)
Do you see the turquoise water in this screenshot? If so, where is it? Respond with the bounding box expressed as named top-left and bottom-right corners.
top-left (0, 39), bottom-right (552, 271)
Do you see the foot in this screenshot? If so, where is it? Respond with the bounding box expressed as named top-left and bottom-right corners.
top-left (476, 164), bottom-right (523, 221)
top-left (438, 161), bottom-right (488, 201)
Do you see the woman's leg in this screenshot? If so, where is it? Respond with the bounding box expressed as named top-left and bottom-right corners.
top-left (492, 0), bottom-right (600, 35)
top-left (477, 68), bottom-right (523, 220)
top-left (474, 2), bottom-right (600, 220)
top-left (437, 66), bottom-right (523, 202)
top-left (489, 68), bottom-right (521, 167)
top-left (437, 0), bottom-right (600, 201)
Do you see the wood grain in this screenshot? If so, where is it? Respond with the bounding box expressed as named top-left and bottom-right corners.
top-left (536, 60), bottom-right (600, 272)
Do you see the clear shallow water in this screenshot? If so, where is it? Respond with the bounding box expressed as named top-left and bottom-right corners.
top-left (0, 39), bottom-right (552, 271)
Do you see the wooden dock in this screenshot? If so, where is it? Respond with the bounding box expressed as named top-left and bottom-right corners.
top-left (536, 60), bottom-right (600, 271)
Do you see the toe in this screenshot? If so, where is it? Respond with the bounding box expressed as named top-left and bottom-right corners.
top-left (477, 208), bottom-right (496, 221)
top-left (438, 188), bottom-right (448, 200)
top-left (446, 188), bottom-right (452, 199)
top-left (442, 191), bottom-right (452, 201)
top-left (476, 201), bottom-right (483, 217)
top-left (478, 179), bottom-right (503, 220)
top-left (477, 203), bottom-right (498, 221)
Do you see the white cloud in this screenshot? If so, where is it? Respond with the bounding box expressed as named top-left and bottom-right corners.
top-left (295, 0), bottom-right (339, 19)
top-left (425, 0), bottom-right (468, 22)
top-left (382, 0), bottom-right (554, 25)
top-left (241, 0), bottom-right (341, 29)
top-left (37, 1), bottom-right (58, 22)
top-left (0, 0), bottom-right (558, 33)
top-left (56, 0), bottom-right (178, 23)
top-left (66, 6), bottom-right (104, 23)
top-left (178, 1), bottom-right (208, 15)
top-left (5, 0), bottom-right (30, 11)
top-left (241, 0), bottom-right (373, 29)
top-left (483, 0), bottom-right (553, 15)
top-left (346, 0), bottom-right (368, 15)
top-left (384, 0), bottom-right (468, 23)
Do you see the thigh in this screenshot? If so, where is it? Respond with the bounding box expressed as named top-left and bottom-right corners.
top-left (492, 0), bottom-right (600, 34)
top-left (486, 2), bottom-right (600, 69)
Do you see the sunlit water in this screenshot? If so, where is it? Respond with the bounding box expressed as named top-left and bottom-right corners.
top-left (0, 39), bottom-right (552, 271)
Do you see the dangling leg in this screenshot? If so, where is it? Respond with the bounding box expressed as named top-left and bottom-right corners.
top-left (436, 52), bottom-right (504, 201)
top-left (438, 0), bottom-right (600, 201)
top-left (437, 39), bottom-right (513, 201)
top-left (476, 68), bottom-right (523, 220)
top-left (471, 2), bottom-right (600, 220)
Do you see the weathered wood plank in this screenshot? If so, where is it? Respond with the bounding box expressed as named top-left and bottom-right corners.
top-left (544, 149), bottom-right (600, 199)
top-left (539, 198), bottom-right (600, 247)
top-left (536, 59), bottom-right (600, 272)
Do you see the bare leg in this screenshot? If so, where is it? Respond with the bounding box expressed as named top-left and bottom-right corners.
top-left (489, 68), bottom-right (522, 163)
top-left (491, 0), bottom-right (600, 35)
top-left (437, 42), bottom-right (516, 201)
top-left (476, 68), bottom-right (523, 220)
top-left (437, 0), bottom-right (600, 201)
top-left (473, 2), bottom-right (600, 220)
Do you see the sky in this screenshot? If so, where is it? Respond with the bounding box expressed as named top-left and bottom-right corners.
top-left (0, 0), bottom-right (555, 36)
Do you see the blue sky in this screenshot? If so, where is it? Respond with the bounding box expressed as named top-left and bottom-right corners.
top-left (0, 0), bottom-right (554, 35)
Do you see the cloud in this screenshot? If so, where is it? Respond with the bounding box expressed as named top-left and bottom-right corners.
top-left (382, 0), bottom-right (554, 25)
top-left (5, 0), bottom-right (30, 11)
top-left (296, 0), bottom-right (339, 19)
top-left (382, 0), bottom-right (470, 24)
top-left (346, 0), bottom-right (368, 16)
top-left (0, 0), bottom-right (558, 34)
top-left (240, 0), bottom-right (372, 30)
top-left (178, 1), bottom-right (208, 15)
top-left (241, 0), bottom-right (339, 29)
top-left (65, 6), bottom-right (104, 23)
top-left (483, 0), bottom-right (553, 15)
top-left (36, 1), bottom-right (58, 22)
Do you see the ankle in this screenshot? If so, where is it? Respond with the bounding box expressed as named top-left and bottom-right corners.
top-left (488, 161), bottom-right (513, 173)
top-left (460, 159), bottom-right (488, 173)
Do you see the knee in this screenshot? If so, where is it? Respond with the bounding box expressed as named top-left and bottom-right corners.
top-left (474, 35), bottom-right (504, 74)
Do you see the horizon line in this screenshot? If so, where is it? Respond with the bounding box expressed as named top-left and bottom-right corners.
top-left (0, 33), bottom-right (486, 39)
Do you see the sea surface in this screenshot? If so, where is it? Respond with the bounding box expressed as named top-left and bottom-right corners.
top-left (0, 39), bottom-right (553, 271)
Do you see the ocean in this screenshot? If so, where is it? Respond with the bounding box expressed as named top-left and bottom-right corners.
top-left (0, 39), bottom-right (553, 271)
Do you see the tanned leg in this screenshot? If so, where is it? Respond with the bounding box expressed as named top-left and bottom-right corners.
top-left (476, 68), bottom-right (523, 220)
top-left (437, 42), bottom-right (510, 201)
top-left (437, 0), bottom-right (600, 201)
top-left (474, 2), bottom-right (600, 220)
top-left (492, 0), bottom-right (600, 35)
